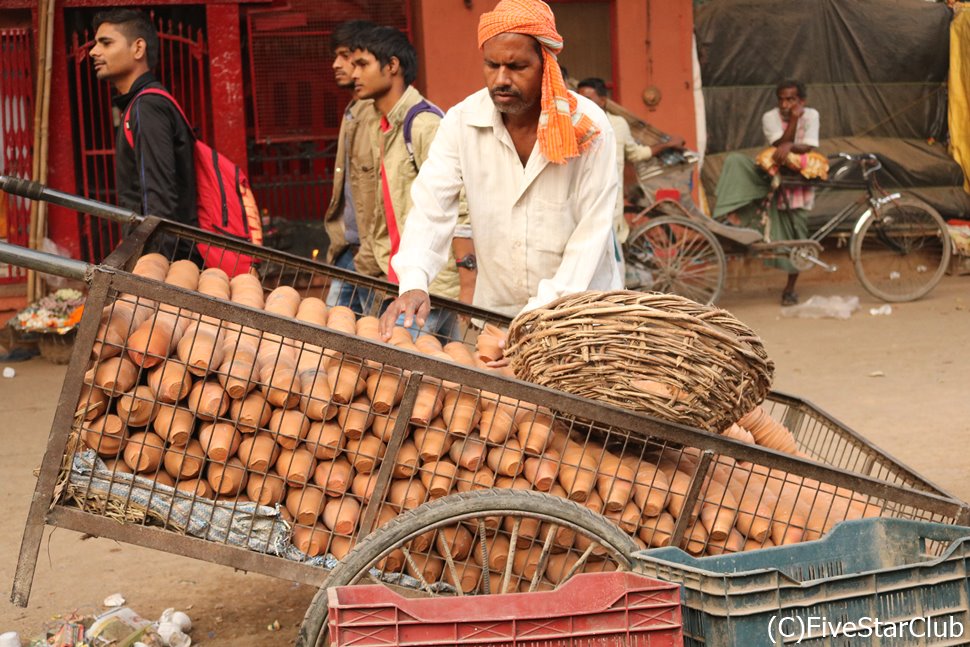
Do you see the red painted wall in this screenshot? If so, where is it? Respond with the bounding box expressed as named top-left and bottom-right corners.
top-left (413, 0), bottom-right (697, 147)
top-left (206, 4), bottom-right (247, 169)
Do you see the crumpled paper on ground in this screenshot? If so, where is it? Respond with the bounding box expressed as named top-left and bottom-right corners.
top-left (781, 295), bottom-right (860, 320)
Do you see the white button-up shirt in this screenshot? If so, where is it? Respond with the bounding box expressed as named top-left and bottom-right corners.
top-left (392, 88), bottom-right (622, 318)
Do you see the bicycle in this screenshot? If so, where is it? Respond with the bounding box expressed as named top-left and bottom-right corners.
top-left (623, 153), bottom-right (953, 305)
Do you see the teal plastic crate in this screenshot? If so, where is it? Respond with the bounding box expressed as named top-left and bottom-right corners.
top-left (634, 519), bottom-right (970, 646)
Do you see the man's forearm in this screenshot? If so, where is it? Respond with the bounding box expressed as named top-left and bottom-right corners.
top-left (453, 237), bottom-right (476, 305)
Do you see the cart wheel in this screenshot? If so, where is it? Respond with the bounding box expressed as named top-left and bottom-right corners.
top-left (297, 489), bottom-right (640, 647)
top-left (625, 215), bottom-right (727, 305)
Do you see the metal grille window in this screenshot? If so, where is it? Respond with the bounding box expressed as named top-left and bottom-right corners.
top-left (0, 26), bottom-right (33, 283)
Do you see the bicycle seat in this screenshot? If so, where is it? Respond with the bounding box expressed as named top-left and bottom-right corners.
top-left (703, 217), bottom-right (763, 245)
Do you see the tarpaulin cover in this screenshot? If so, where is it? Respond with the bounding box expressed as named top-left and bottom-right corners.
top-left (701, 137), bottom-right (970, 224)
top-left (695, 0), bottom-right (952, 154)
top-left (950, 7), bottom-right (970, 193)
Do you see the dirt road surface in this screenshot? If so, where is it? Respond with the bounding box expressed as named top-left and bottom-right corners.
top-left (2, 274), bottom-right (968, 645)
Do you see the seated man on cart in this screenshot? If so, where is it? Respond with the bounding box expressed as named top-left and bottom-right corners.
top-left (713, 79), bottom-right (821, 305)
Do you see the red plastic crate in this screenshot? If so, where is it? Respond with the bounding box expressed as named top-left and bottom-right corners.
top-left (327, 571), bottom-right (684, 646)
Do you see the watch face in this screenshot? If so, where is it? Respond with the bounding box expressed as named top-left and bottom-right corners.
top-left (457, 255), bottom-right (477, 270)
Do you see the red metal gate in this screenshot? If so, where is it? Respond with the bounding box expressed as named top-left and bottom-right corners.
top-left (0, 27), bottom-right (34, 284)
top-left (67, 13), bottom-right (209, 263)
top-left (245, 2), bottom-right (411, 223)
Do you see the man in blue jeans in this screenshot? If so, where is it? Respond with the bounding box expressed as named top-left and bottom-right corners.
top-left (324, 20), bottom-right (379, 315)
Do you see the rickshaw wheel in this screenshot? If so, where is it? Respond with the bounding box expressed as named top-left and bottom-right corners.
top-left (625, 214), bottom-right (727, 305)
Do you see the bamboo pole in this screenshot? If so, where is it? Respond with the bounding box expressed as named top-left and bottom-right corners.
top-left (27, 0), bottom-right (56, 302)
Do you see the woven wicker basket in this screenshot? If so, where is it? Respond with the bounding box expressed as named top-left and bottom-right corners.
top-left (505, 291), bottom-right (774, 433)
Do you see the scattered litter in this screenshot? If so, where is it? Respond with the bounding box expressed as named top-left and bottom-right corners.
top-left (24, 604), bottom-right (194, 647)
top-left (781, 295), bottom-right (860, 320)
top-left (0, 631), bottom-right (23, 647)
top-left (869, 304), bottom-right (893, 316)
top-left (2, 367), bottom-right (15, 378)
top-left (160, 609), bottom-right (192, 634)
top-left (267, 620), bottom-right (281, 632)
top-left (103, 593), bottom-right (126, 607)
top-left (868, 370), bottom-right (886, 377)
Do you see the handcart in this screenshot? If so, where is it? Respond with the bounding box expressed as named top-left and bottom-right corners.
top-left (1, 176), bottom-right (967, 647)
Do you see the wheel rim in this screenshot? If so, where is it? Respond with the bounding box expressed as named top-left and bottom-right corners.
top-left (854, 200), bottom-right (949, 302)
top-left (339, 510), bottom-right (632, 594)
top-left (626, 218), bottom-right (725, 304)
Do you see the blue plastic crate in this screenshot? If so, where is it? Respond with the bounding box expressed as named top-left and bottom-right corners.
top-left (635, 518), bottom-right (970, 646)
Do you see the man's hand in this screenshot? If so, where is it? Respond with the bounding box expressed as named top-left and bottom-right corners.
top-left (772, 141), bottom-right (794, 165)
top-left (789, 99), bottom-right (805, 121)
top-left (665, 135), bottom-right (686, 150)
top-left (379, 290), bottom-right (430, 340)
top-left (485, 337), bottom-right (510, 369)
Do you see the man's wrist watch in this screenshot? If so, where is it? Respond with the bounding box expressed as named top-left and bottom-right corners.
top-left (455, 254), bottom-right (477, 270)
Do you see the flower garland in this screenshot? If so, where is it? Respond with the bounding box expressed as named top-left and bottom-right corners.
top-left (12, 288), bottom-right (85, 333)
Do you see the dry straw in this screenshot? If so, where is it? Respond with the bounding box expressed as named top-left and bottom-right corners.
top-left (505, 291), bottom-right (774, 433)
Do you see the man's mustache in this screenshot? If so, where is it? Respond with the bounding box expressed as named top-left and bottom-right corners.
top-left (490, 86), bottom-right (521, 98)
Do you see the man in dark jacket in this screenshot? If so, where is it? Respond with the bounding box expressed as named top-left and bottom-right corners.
top-left (90, 9), bottom-right (198, 258)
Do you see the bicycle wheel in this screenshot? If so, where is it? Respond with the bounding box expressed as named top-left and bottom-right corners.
top-left (625, 215), bottom-right (727, 305)
top-left (297, 489), bottom-right (640, 647)
top-left (852, 196), bottom-right (951, 302)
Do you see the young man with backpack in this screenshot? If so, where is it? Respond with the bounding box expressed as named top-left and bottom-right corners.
top-left (90, 9), bottom-right (198, 260)
top-left (350, 26), bottom-right (474, 338)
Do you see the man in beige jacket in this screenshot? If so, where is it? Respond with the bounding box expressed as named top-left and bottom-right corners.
top-left (324, 20), bottom-right (379, 314)
top-left (351, 25), bottom-right (474, 338)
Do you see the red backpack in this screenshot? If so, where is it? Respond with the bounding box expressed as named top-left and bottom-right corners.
top-left (123, 88), bottom-right (262, 276)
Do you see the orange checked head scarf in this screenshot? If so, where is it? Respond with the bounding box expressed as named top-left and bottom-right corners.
top-left (478, 0), bottom-right (600, 164)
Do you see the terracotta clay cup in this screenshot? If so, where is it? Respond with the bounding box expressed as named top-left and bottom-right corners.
top-left (237, 433), bottom-right (280, 472)
top-left (152, 404), bottom-right (196, 447)
top-left (409, 381), bottom-right (444, 426)
top-left (206, 457), bottom-right (248, 495)
top-left (472, 533), bottom-right (511, 573)
top-left (412, 420), bottom-right (453, 462)
top-left (523, 451), bottom-right (560, 492)
top-left (455, 466), bottom-right (495, 493)
top-left (75, 384), bottom-right (109, 421)
top-left (448, 434), bottom-right (488, 471)
top-left (299, 367), bottom-right (336, 421)
top-left (274, 447), bottom-right (318, 486)
top-left (292, 523), bottom-right (332, 557)
top-left (81, 414), bottom-right (127, 457)
top-left (442, 389), bottom-right (481, 437)
top-left (478, 401), bottom-right (517, 443)
top-left (165, 259), bottom-right (201, 290)
top-left (435, 524), bottom-right (473, 561)
top-left (147, 360), bottom-right (193, 404)
top-left (638, 512), bottom-right (676, 548)
top-left (514, 410), bottom-right (554, 455)
top-left (328, 535), bottom-right (357, 561)
top-left (303, 420), bottom-right (344, 460)
top-left (350, 472), bottom-right (378, 503)
top-left (365, 369), bottom-right (406, 414)
top-left (326, 359), bottom-right (368, 405)
top-left (163, 439), bottom-right (206, 480)
top-left (285, 485), bottom-right (327, 525)
top-left (387, 478), bottom-right (428, 511)
top-left (246, 472), bottom-right (287, 507)
top-left (486, 439), bottom-right (525, 478)
top-left (116, 385), bottom-right (158, 428)
top-left (198, 268), bottom-right (231, 300)
top-left (405, 552), bottom-right (444, 585)
top-left (475, 328), bottom-right (504, 364)
top-left (94, 356), bottom-right (139, 397)
top-left (229, 392), bottom-right (272, 433)
top-left (198, 422), bottom-right (242, 462)
top-left (343, 434), bottom-right (386, 474)
top-left (557, 443), bottom-right (599, 502)
top-left (123, 431), bottom-right (166, 473)
top-left (268, 409), bottom-right (311, 449)
top-left (187, 381), bottom-right (230, 421)
top-left (335, 396), bottom-right (375, 440)
top-left (393, 440), bottom-right (420, 478)
top-left (151, 469), bottom-right (176, 489)
top-left (419, 460), bottom-right (458, 499)
top-left (312, 457), bottom-right (355, 496)
top-left (174, 478), bottom-right (215, 500)
top-left (596, 453), bottom-right (636, 513)
top-left (323, 497), bottom-right (362, 536)
top-left (370, 409), bottom-right (400, 443)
